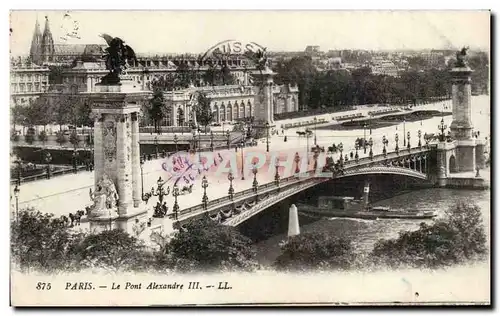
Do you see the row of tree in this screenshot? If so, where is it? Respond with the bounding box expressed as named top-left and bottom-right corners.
top-left (11, 201), bottom-right (487, 273)
top-left (274, 54), bottom-right (489, 110)
top-left (11, 94), bottom-right (93, 133)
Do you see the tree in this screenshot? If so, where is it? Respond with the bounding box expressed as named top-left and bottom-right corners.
top-left (370, 201), bottom-right (488, 269)
top-left (274, 232), bottom-right (359, 271)
top-left (11, 103), bottom-right (26, 132)
top-left (11, 209), bottom-right (81, 273)
top-left (148, 90), bottom-right (165, 133)
top-left (52, 95), bottom-right (72, 131)
top-left (29, 96), bottom-right (52, 132)
top-left (163, 218), bottom-right (258, 273)
top-left (69, 229), bottom-right (154, 272)
top-left (195, 92), bottom-right (214, 133)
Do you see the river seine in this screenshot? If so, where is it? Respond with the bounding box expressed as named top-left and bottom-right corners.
top-left (249, 96), bottom-right (491, 266)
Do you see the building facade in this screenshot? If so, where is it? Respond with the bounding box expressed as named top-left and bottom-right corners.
top-left (10, 62), bottom-right (50, 107)
top-left (152, 84), bottom-right (299, 127)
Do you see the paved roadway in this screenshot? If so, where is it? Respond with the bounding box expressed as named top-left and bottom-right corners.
top-left (11, 96), bottom-right (490, 219)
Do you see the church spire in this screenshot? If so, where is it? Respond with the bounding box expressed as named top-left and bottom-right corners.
top-left (29, 18), bottom-right (42, 65)
top-left (41, 16), bottom-right (54, 63)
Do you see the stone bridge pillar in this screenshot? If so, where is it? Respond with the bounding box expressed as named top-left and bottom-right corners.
top-left (86, 77), bottom-right (153, 233)
top-left (252, 67), bottom-right (275, 126)
top-left (449, 61), bottom-right (476, 172)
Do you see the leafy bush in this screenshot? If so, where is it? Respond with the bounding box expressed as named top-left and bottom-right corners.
top-left (11, 209), bottom-right (81, 273)
top-left (38, 130), bottom-right (47, 142)
top-left (274, 232), bottom-right (359, 271)
top-left (370, 201), bottom-right (488, 269)
top-left (56, 131), bottom-right (67, 145)
top-left (69, 229), bottom-right (155, 272)
top-left (162, 217), bottom-right (258, 273)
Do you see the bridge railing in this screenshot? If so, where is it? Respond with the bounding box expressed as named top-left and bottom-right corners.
top-left (178, 171), bottom-right (315, 218)
top-left (10, 165), bottom-right (89, 185)
top-left (176, 147), bottom-right (431, 220)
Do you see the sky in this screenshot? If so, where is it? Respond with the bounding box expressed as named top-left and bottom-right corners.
top-left (9, 10), bottom-right (490, 56)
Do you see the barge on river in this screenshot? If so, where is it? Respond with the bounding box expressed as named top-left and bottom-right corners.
top-left (297, 182), bottom-right (436, 220)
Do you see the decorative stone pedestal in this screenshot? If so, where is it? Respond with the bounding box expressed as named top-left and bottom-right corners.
top-left (84, 76), bottom-right (153, 234)
top-left (252, 67), bottom-right (276, 126)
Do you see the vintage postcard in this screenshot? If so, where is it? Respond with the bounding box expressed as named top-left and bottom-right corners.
top-left (9, 10), bottom-right (491, 306)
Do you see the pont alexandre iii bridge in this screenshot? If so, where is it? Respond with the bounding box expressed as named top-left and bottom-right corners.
top-left (173, 145), bottom-right (433, 228)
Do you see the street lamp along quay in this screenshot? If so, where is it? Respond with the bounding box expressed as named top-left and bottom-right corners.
top-left (265, 122), bottom-right (270, 153)
top-left (172, 184), bottom-right (180, 220)
top-left (240, 140), bottom-right (245, 180)
top-left (438, 118), bottom-right (447, 142)
top-left (368, 137), bottom-right (373, 160)
top-left (173, 134), bottom-right (178, 152)
top-left (44, 151), bottom-right (52, 179)
top-left (395, 133), bottom-right (399, 154)
top-left (252, 163), bottom-right (259, 202)
top-left (363, 123), bottom-right (367, 154)
top-left (274, 158), bottom-right (281, 191)
top-left (407, 131), bottom-right (411, 150)
top-left (338, 142), bottom-right (344, 166)
top-left (139, 156), bottom-right (145, 199)
top-left (13, 185), bottom-right (20, 223)
top-left (154, 136), bottom-right (159, 157)
top-left (227, 172), bottom-right (234, 200)
top-left (202, 175), bottom-right (209, 210)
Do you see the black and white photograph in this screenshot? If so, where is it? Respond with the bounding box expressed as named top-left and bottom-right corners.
top-left (8, 10), bottom-right (491, 306)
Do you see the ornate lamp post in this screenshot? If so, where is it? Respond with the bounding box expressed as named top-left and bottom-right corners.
top-left (294, 152), bottom-right (301, 174)
top-left (314, 117), bottom-right (318, 146)
top-left (209, 131), bottom-right (214, 151)
top-left (382, 135), bottom-right (387, 157)
top-left (226, 130), bottom-right (230, 148)
top-left (13, 185), bottom-right (20, 222)
top-left (240, 140), bottom-right (245, 180)
top-left (139, 156), bottom-right (145, 198)
top-left (338, 142), bottom-right (344, 166)
top-left (44, 152), bottom-right (52, 179)
top-left (252, 163), bottom-right (259, 202)
top-left (201, 175), bottom-right (209, 210)
top-left (395, 133), bottom-right (399, 154)
top-left (418, 130), bottom-right (422, 148)
top-left (172, 184), bottom-right (179, 220)
top-left (154, 136), bottom-right (159, 157)
top-left (313, 151), bottom-right (319, 171)
top-left (407, 131), bottom-right (411, 150)
top-left (227, 172), bottom-right (234, 200)
top-left (191, 130), bottom-right (197, 151)
top-left (15, 158), bottom-right (22, 186)
top-left (368, 137), bottom-right (373, 160)
top-left (438, 117), bottom-right (447, 142)
top-left (369, 114), bottom-right (373, 135)
top-left (363, 123), bottom-right (367, 153)
top-left (173, 134), bottom-right (178, 152)
top-left (72, 150), bottom-right (78, 173)
top-left (354, 144), bottom-right (359, 162)
top-left (265, 122), bottom-right (270, 153)
top-left (151, 176), bottom-right (170, 204)
top-left (274, 158), bottom-right (281, 190)
top-left (403, 117), bottom-right (406, 147)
